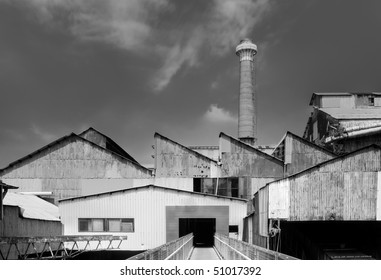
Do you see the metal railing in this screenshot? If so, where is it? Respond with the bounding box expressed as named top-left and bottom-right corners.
top-left (214, 233), bottom-right (298, 260)
top-left (0, 235), bottom-right (127, 260)
top-left (127, 233), bottom-right (193, 260)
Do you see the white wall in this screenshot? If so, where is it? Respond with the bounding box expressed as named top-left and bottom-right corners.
top-left (59, 186), bottom-right (247, 250)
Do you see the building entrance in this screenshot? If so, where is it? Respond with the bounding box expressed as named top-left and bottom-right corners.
top-left (179, 218), bottom-right (216, 247)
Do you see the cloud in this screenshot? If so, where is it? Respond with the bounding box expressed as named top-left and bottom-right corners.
top-left (31, 124), bottom-right (56, 142)
top-left (204, 104), bottom-right (237, 123)
top-left (7, 0), bottom-right (271, 92)
top-left (9, 0), bottom-right (170, 52)
top-left (152, 0), bottom-right (271, 92)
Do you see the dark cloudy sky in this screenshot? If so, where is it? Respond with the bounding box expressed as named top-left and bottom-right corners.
top-left (1, 0), bottom-right (381, 168)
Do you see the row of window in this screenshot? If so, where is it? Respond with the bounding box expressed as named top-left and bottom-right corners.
top-left (78, 218), bottom-right (134, 232)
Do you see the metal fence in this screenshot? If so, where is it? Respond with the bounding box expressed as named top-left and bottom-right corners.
top-left (127, 233), bottom-right (193, 260)
top-left (214, 233), bottom-right (298, 260)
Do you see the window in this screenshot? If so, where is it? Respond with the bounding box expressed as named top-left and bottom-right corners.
top-left (229, 225), bottom-right (239, 233)
top-left (78, 218), bottom-right (134, 232)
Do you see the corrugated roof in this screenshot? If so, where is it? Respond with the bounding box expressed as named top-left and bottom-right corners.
top-left (59, 184), bottom-right (247, 203)
top-left (3, 192), bottom-right (60, 221)
top-left (319, 107), bottom-right (381, 119)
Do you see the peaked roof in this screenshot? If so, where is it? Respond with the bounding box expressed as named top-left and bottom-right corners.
top-left (219, 132), bottom-right (284, 164)
top-left (59, 184), bottom-right (247, 203)
top-left (79, 127), bottom-right (139, 164)
top-left (154, 133), bottom-right (218, 163)
top-left (0, 133), bottom-right (152, 175)
top-left (4, 192), bottom-right (60, 221)
top-left (272, 131), bottom-right (337, 157)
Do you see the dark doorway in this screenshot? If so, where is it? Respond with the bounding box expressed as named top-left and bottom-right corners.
top-left (179, 218), bottom-right (216, 247)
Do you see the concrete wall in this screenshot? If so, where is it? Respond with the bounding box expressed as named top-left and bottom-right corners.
top-left (0, 137), bottom-right (152, 203)
top-left (154, 134), bottom-right (219, 178)
top-left (59, 186), bottom-right (247, 250)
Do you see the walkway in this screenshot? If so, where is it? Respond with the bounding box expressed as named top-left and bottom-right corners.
top-left (189, 247), bottom-right (221, 260)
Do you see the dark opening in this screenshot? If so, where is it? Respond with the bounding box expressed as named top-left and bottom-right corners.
top-left (193, 178), bottom-right (201, 192)
top-left (179, 218), bottom-right (216, 247)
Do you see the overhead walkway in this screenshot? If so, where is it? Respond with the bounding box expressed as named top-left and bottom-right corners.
top-left (127, 233), bottom-right (297, 260)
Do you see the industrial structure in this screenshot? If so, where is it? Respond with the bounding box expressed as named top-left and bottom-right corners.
top-left (1, 39), bottom-right (381, 260)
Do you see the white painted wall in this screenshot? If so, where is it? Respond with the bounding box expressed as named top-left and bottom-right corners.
top-left (268, 179), bottom-right (290, 220)
top-left (59, 186), bottom-right (247, 250)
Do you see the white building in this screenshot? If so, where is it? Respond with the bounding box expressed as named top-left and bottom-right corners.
top-left (59, 185), bottom-right (247, 250)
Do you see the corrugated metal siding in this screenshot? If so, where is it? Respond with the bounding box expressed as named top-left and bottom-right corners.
top-left (267, 147), bottom-right (381, 221)
top-left (286, 134), bottom-right (335, 176)
top-left (155, 136), bottom-right (215, 178)
top-left (0, 139), bottom-right (151, 203)
top-left (377, 172), bottom-right (381, 220)
top-left (258, 187), bottom-right (269, 236)
top-left (251, 177), bottom-right (278, 198)
top-left (59, 187), bottom-right (246, 250)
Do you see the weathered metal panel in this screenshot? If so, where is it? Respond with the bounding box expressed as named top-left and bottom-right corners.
top-left (250, 177), bottom-right (278, 198)
top-left (377, 172), bottom-right (381, 220)
top-left (59, 186), bottom-right (246, 250)
top-left (155, 135), bottom-right (215, 178)
top-left (269, 179), bottom-right (290, 219)
top-left (269, 147), bottom-right (381, 221)
top-left (0, 139), bottom-right (151, 203)
top-left (258, 187), bottom-right (268, 237)
top-left (286, 133), bottom-right (335, 176)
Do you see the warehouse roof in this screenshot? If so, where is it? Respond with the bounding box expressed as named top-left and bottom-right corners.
top-left (318, 107), bottom-right (381, 120)
top-left (3, 192), bottom-right (60, 221)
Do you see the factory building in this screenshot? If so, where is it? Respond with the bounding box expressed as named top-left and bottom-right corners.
top-left (0, 131), bottom-right (153, 204)
top-left (59, 185), bottom-right (247, 250)
top-left (272, 131), bottom-right (336, 176)
top-left (303, 92), bottom-right (381, 154)
top-left (246, 144), bottom-right (381, 259)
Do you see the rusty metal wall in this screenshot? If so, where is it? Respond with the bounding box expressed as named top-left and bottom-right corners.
top-left (286, 134), bottom-right (335, 176)
top-left (0, 138), bottom-right (152, 203)
top-left (154, 135), bottom-right (217, 178)
top-left (59, 186), bottom-right (247, 250)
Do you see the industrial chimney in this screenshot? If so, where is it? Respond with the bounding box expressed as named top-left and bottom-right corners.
top-left (236, 38), bottom-right (257, 146)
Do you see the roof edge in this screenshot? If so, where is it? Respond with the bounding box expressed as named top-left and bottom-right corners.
top-left (219, 132), bottom-right (284, 164)
top-left (59, 184), bottom-right (248, 203)
top-left (154, 132), bottom-right (218, 163)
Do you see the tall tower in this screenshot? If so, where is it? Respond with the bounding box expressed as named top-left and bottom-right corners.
top-left (236, 38), bottom-right (257, 146)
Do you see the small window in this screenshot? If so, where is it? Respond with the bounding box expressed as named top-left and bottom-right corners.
top-left (78, 218), bottom-right (134, 232)
top-left (79, 219), bottom-right (91, 232)
top-left (229, 225), bottom-right (239, 233)
top-left (369, 96), bottom-right (375, 106)
top-left (121, 219), bottom-right (134, 232)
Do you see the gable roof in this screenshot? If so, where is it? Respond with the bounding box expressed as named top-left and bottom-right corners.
top-left (59, 184), bottom-right (247, 203)
top-left (263, 144), bottom-right (381, 188)
top-left (0, 133), bottom-right (152, 175)
top-left (154, 133), bottom-right (218, 163)
top-left (272, 131), bottom-right (337, 158)
top-left (219, 132), bottom-right (284, 164)
top-left (4, 192), bottom-right (60, 221)
top-left (79, 127), bottom-right (139, 164)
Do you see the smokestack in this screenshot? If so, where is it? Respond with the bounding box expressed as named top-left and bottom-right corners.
top-left (236, 38), bottom-right (257, 146)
